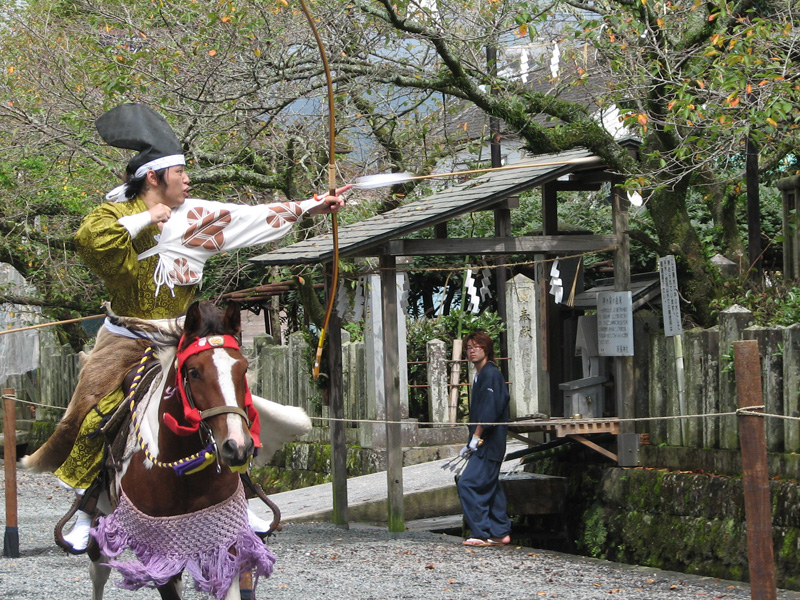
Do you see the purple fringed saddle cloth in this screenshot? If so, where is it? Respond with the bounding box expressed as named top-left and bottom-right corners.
top-left (92, 478), bottom-right (275, 600)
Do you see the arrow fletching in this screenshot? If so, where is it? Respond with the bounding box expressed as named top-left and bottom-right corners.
top-left (352, 172), bottom-right (415, 189)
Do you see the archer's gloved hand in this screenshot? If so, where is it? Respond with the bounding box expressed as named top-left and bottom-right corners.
top-left (468, 435), bottom-right (481, 451)
top-left (459, 445), bottom-right (471, 458)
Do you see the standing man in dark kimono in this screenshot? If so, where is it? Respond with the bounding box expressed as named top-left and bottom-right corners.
top-left (457, 330), bottom-right (512, 546)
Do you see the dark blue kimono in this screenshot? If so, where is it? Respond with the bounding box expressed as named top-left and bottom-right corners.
top-left (457, 361), bottom-right (512, 540)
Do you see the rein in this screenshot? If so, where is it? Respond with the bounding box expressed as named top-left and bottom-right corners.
top-left (125, 346), bottom-right (249, 476)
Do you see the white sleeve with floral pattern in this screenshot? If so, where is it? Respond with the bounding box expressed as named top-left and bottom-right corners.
top-left (137, 197), bottom-right (322, 296)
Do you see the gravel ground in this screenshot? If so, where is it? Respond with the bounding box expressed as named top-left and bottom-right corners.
top-left (2, 464), bottom-right (799, 600)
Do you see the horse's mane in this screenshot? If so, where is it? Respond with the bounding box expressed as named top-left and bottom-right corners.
top-left (104, 300), bottom-right (240, 352)
top-left (103, 302), bottom-right (183, 348)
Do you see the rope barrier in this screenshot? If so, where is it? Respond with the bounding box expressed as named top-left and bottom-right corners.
top-left (1, 390), bottom-right (793, 427)
top-left (0, 395), bottom-right (67, 412)
top-left (305, 406), bottom-right (798, 428)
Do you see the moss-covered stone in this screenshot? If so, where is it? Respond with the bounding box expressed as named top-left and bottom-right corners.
top-left (26, 420), bottom-right (58, 453)
top-left (521, 444), bottom-right (800, 591)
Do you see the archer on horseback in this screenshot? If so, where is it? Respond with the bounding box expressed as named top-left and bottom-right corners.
top-left (22, 103), bottom-right (348, 552)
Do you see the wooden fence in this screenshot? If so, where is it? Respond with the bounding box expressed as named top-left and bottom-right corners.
top-left (9, 304), bottom-right (797, 455)
top-left (644, 306), bottom-right (799, 453)
top-left (246, 332), bottom-right (370, 433)
top-left (0, 337), bottom-right (82, 423)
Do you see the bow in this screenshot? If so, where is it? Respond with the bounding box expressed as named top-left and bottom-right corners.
top-left (297, 0), bottom-right (338, 380)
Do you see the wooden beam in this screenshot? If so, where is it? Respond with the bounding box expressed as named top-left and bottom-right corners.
top-left (549, 182), bottom-right (605, 192)
top-left (380, 255), bottom-right (405, 534)
top-left (612, 186), bottom-right (635, 434)
top-left (495, 195), bottom-right (512, 378)
top-left (542, 182), bottom-right (558, 234)
top-left (327, 262), bottom-right (349, 529)
top-left (567, 434), bottom-right (618, 462)
top-left (3, 388), bottom-right (19, 558)
top-left (376, 235), bottom-right (617, 257)
top-left (733, 340), bottom-right (777, 600)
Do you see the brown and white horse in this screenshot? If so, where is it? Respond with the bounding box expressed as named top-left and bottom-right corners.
top-left (89, 301), bottom-right (276, 600)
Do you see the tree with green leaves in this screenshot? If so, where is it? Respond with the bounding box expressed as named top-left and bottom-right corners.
top-left (1, 0), bottom-right (799, 332)
top-left (334, 0), bottom-right (800, 324)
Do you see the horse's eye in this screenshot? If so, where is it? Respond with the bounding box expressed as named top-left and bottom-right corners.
top-left (188, 368), bottom-right (201, 380)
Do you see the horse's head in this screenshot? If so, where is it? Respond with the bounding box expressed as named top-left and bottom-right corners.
top-left (168, 301), bottom-right (258, 471)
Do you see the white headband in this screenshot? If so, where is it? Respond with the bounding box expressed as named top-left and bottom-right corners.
top-left (106, 154), bottom-right (186, 202)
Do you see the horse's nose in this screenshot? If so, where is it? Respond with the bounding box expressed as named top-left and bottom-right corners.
top-left (220, 437), bottom-right (254, 467)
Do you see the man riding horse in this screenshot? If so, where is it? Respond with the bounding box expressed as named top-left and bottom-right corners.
top-left (23, 103), bottom-right (347, 552)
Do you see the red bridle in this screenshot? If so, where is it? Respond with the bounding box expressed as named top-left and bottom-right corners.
top-left (163, 334), bottom-right (261, 449)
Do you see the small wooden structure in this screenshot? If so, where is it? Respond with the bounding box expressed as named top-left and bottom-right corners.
top-left (248, 148), bottom-right (635, 531)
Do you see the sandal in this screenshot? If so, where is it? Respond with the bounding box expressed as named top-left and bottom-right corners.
top-left (488, 535), bottom-right (511, 545)
top-left (462, 535), bottom-right (511, 547)
top-left (462, 537), bottom-right (491, 546)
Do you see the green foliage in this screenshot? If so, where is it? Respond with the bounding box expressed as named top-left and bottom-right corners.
top-left (580, 504), bottom-right (609, 559)
top-left (711, 278), bottom-right (800, 327)
top-left (405, 309), bottom-right (505, 422)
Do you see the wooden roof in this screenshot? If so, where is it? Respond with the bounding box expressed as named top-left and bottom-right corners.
top-left (250, 148), bottom-right (606, 266)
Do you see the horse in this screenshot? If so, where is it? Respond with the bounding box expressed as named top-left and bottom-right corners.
top-left (81, 300), bottom-right (281, 600)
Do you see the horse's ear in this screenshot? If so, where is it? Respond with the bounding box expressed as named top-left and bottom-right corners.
top-left (224, 301), bottom-right (241, 336)
top-left (182, 302), bottom-right (202, 343)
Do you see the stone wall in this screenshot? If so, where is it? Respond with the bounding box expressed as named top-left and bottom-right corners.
top-left (522, 444), bottom-right (800, 591)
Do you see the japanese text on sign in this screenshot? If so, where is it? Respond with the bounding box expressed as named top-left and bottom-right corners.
top-left (597, 291), bottom-right (634, 356)
top-left (658, 255), bottom-right (682, 337)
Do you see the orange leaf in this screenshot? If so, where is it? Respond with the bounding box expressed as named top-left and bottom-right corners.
top-left (637, 113), bottom-right (648, 126)
top-left (209, 49), bottom-right (217, 57)
top-left (729, 96), bottom-right (740, 107)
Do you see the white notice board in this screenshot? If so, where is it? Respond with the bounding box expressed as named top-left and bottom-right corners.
top-left (658, 255), bottom-right (683, 337)
top-left (597, 291), bottom-right (634, 356)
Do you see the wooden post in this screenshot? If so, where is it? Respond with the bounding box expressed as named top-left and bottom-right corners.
top-left (380, 255), bottom-right (404, 534)
top-left (612, 186), bottom-right (635, 434)
top-left (328, 264), bottom-right (349, 528)
top-left (3, 388), bottom-right (19, 558)
top-left (733, 340), bottom-right (777, 600)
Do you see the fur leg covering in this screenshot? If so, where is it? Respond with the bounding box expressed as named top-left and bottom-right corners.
top-left (21, 329), bottom-right (150, 473)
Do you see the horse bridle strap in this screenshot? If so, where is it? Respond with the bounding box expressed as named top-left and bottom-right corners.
top-left (165, 333), bottom-right (260, 441)
top-left (198, 405), bottom-right (250, 426)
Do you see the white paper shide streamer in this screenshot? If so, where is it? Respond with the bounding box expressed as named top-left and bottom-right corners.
top-left (549, 259), bottom-right (563, 304)
top-left (465, 269), bottom-right (480, 314)
top-left (479, 266), bottom-right (492, 300)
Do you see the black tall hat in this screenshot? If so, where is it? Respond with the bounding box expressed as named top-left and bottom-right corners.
top-left (97, 104), bottom-right (185, 201)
